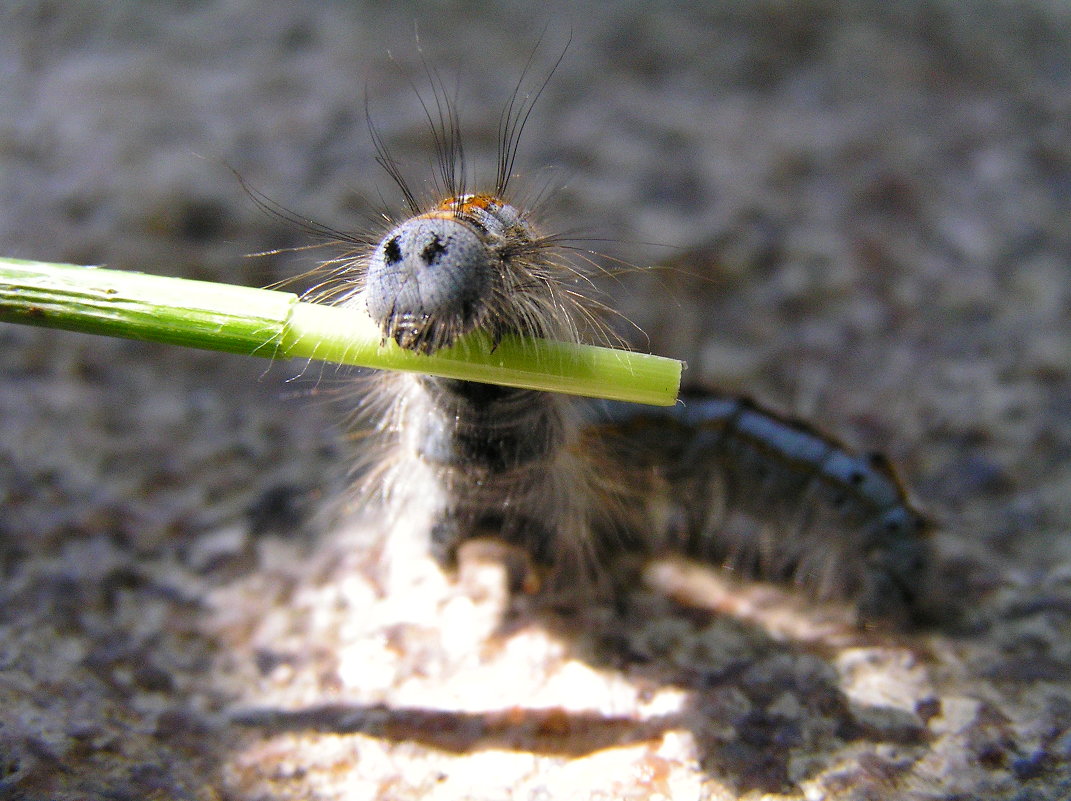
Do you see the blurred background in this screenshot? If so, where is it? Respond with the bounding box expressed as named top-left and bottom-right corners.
top-left (2, 2), bottom-right (1070, 799)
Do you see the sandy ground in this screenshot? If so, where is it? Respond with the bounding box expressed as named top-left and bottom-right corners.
top-left (2, 2), bottom-right (1070, 799)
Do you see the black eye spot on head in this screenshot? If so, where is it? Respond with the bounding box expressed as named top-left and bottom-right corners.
top-left (868, 452), bottom-right (890, 469)
top-left (421, 235), bottom-right (448, 266)
top-left (383, 236), bottom-right (403, 265)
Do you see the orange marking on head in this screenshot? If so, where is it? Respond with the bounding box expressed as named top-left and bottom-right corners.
top-left (435, 194), bottom-right (502, 216)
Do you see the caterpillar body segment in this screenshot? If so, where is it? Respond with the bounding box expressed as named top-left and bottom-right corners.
top-left (586, 395), bottom-right (932, 627)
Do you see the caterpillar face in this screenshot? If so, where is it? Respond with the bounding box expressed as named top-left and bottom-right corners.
top-left (365, 195), bottom-right (532, 354)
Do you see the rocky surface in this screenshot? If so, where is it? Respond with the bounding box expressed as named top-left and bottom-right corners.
top-left (2, 2), bottom-right (1070, 799)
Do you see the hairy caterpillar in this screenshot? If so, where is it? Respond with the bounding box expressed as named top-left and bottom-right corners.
top-left (308, 56), bottom-right (932, 628)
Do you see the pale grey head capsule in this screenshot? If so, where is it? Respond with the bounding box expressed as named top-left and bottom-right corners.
top-left (365, 215), bottom-right (494, 354)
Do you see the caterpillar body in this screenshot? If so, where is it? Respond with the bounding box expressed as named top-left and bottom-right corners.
top-left (317, 66), bottom-right (932, 629)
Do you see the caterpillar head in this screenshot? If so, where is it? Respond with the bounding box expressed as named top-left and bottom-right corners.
top-left (364, 195), bottom-right (535, 354)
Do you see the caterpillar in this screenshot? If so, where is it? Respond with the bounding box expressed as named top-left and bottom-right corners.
top-left (307, 56), bottom-right (932, 629)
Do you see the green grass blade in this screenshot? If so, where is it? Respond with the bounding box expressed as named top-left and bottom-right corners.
top-left (0, 258), bottom-right (683, 405)
top-left (0, 258), bottom-right (292, 355)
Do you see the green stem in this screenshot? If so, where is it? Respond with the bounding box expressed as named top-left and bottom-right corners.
top-left (0, 258), bottom-right (683, 405)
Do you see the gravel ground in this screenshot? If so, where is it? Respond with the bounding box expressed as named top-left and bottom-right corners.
top-left (2, 2), bottom-right (1070, 799)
